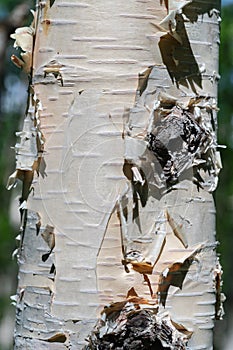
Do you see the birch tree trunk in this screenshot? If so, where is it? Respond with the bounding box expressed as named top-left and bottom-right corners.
top-left (8, 0), bottom-right (224, 349)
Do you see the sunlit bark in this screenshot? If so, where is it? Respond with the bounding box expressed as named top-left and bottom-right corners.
top-left (9, 0), bottom-right (223, 349)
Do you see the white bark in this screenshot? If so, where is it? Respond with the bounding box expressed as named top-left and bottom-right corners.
top-left (9, 0), bottom-right (223, 349)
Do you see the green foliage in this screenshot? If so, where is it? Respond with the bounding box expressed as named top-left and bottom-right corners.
top-left (0, 111), bottom-right (22, 272)
top-left (0, 0), bottom-right (25, 13)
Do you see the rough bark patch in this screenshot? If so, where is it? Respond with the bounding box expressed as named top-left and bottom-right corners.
top-left (84, 308), bottom-right (191, 349)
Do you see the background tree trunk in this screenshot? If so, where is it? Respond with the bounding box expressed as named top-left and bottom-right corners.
top-left (9, 0), bottom-right (223, 349)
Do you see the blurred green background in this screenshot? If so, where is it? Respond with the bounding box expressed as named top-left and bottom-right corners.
top-left (0, 1), bottom-right (232, 349)
top-left (215, 3), bottom-right (233, 349)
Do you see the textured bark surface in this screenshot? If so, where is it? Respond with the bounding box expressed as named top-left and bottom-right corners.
top-left (8, 0), bottom-right (224, 349)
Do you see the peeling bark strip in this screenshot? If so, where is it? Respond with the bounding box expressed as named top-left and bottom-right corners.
top-left (7, 0), bottom-right (223, 349)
